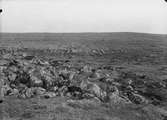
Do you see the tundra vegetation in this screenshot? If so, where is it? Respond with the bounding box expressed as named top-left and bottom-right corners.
top-left (0, 33), bottom-right (167, 120)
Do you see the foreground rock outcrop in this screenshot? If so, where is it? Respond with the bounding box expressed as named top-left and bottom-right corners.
top-left (0, 52), bottom-right (167, 109)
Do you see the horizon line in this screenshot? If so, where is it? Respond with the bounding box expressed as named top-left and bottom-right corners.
top-left (0, 32), bottom-right (167, 35)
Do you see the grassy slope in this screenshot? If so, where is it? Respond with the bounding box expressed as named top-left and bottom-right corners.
top-left (0, 32), bottom-right (166, 50)
top-left (0, 32), bottom-right (167, 65)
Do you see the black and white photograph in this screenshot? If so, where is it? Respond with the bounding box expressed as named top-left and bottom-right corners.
top-left (0, 0), bottom-right (167, 120)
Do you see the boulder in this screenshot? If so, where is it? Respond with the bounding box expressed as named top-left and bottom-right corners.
top-left (58, 68), bottom-right (70, 80)
top-left (50, 86), bottom-right (59, 92)
top-left (30, 75), bottom-right (43, 87)
top-left (82, 93), bottom-right (95, 99)
top-left (89, 69), bottom-right (107, 81)
top-left (82, 65), bottom-right (92, 73)
top-left (7, 65), bottom-right (19, 73)
top-left (25, 88), bottom-right (34, 98)
top-left (0, 59), bottom-right (8, 66)
top-left (33, 87), bottom-right (46, 95)
top-left (9, 88), bottom-right (19, 96)
top-left (127, 92), bottom-right (148, 104)
top-left (42, 75), bottom-right (55, 90)
top-left (58, 86), bottom-right (68, 96)
top-left (8, 71), bottom-right (17, 82)
top-left (80, 80), bottom-right (107, 102)
top-left (42, 92), bottom-right (57, 99)
top-left (108, 91), bottom-right (131, 105)
top-left (2, 83), bottom-right (12, 95)
top-left (2, 53), bottom-right (13, 60)
top-left (23, 55), bottom-right (35, 61)
top-left (66, 86), bottom-right (83, 99)
top-left (69, 71), bottom-right (76, 81)
top-left (15, 70), bottom-right (31, 87)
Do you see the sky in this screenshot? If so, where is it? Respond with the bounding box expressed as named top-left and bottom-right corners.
top-left (0, 0), bottom-right (167, 33)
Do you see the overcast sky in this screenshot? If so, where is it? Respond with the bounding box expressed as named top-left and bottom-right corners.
top-left (0, 0), bottom-right (167, 33)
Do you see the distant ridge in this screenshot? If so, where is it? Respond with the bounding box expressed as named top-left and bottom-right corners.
top-left (0, 32), bottom-right (166, 35)
top-left (0, 32), bottom-right (166, 38)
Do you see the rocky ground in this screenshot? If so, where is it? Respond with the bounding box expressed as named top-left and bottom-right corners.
top-left (0, 33), bottom-right (167, 120)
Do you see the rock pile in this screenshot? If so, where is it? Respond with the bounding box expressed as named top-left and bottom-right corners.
top-left (0, 52), bottom-right (166, 106)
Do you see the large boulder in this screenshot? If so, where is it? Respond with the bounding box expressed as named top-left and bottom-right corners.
top-left (80, 80), bottom-right (107, 102)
